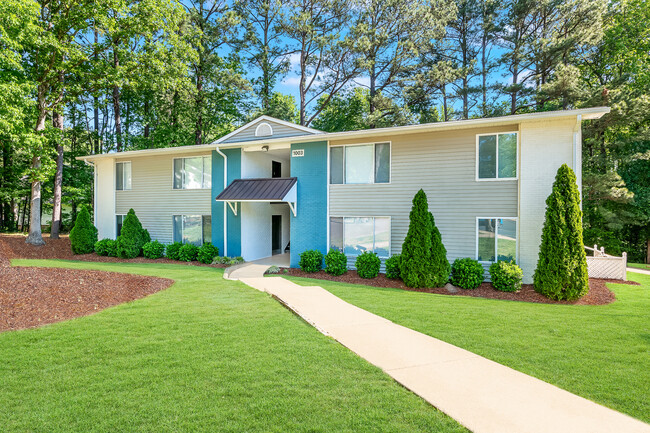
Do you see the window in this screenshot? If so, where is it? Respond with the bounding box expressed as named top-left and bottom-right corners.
top-left (173, 156), bottom-right (211, 189)
top-left (116, 214), bottom-right (125, 236)
top-left (330, 216), bottom-right (390, 257)
top-left (173, 215), bottom-right (211, 245)
top-left (477, 133), bottom-right (517, 180)
top-left (116, 162), bottom-right (132, 190)
top-left (477, 218), bottom-right (517, 262)
top-left (330, 143), bottom-right (390, 184)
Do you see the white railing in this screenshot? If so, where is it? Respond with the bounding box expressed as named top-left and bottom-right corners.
top-left (585, 244), bottom-right (627, 281)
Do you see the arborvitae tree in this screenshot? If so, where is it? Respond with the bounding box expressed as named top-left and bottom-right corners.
top-left (429, 211), bottom-right (450, 287)
top-left (69, 205), bottom-right (98, 254)
top-left (116, 208), bottom-right (147, 259)
top-left (400, 189), bottom-right (434, 288)
top-left (534, 164), bottom-right (589, 300)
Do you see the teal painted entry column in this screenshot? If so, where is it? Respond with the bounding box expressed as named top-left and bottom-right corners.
top-left (290, 141), bottom-right (328, 267)
top-left (211, 148), bottom-right (241, 257)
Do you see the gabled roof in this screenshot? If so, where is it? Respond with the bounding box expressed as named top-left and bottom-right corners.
top-left (212, 115), bottom-right (322, 144)
top-left (215, 177), bottom-right (297, 201)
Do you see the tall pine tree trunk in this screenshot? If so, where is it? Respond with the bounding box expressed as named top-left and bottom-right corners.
top-left (50, 107), bottom-right (64, 239)
top-left (112, 45), bottom-right (122, 152)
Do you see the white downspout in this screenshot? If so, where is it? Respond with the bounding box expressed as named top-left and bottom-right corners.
top-left (573, 114), bottom-right (582, 209)
top-left (215, 146), bottom-right (228, 257)
top-left (83, 159), bottom-right (97, 227)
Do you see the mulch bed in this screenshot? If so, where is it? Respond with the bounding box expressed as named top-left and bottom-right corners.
top-left (0, 234), bottom-right (174, 332)
top-left (282, 268), bottom-right (638, 305)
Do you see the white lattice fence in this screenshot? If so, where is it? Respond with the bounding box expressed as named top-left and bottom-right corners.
top-left (585, 245), bottom-right (627, 281)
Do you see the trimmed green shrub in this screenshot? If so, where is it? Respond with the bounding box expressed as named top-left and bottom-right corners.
top-left (385, 254), bottom-right (402, 279)
top-left (299, 249), bottom-right (323, 273)
top-left (178, 243), bottom-right (199, 262)
top-left (94, 238), bottom-right (116, 256)
top-left (534, 164), bottom-right (589, 300)
top-left (142, 229), bottom-right (151, 244)
top-left (142, 240), bottom-right (165, 259)
top-left (325, 249), bottom-right (347, 276)
top-left (355, 251), bottom-right (381, 279)
top-left (166, 242), bottom-right (183, 260)
top-left (228, 256), bottom-right (245, 265)
top-left (197, 243), bottom-right (219, 264)
top-left (69, 205), bottom-right (98, 254)
top-left (451, 258), bottom-right (484, 290)
top-left (400, 189), bottom-right (435, 288)
top-left (266, 265), bottom-right (281, 274)
top-left (116, 209), bottom-right (148, 259)
top-left (211, 256), bottom-right (229, 265)
top-left (429, 211), bottom-right (451, 287)
top-left (490, 261), bottom-right (523, 292)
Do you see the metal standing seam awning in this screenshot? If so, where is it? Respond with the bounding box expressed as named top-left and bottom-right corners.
top-left (215, 177), bottom-right (298, 216)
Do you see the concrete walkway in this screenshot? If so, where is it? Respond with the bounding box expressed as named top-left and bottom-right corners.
top-left (231, 264), bottom-right (649, 433)
top-left (628, 266), bottom-right (650, 276)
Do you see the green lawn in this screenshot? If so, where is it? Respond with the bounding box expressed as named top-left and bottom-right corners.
top-left (628, 262), bottom-right (650, 270)
top-left (0, 259), bottom-right (466, 433)
top-left (288, 272), bottom-right (650, 423)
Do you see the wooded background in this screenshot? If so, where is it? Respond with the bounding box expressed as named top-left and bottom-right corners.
top-left (0, 0), bottom-right (648, 261)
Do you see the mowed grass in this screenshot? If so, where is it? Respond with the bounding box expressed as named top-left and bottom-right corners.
top-left (288, 272), bottom-right (650, 423)
top-left (628, 262), bottom-right (650, 270)
top-left (1, 260), bottom-right (466, 433)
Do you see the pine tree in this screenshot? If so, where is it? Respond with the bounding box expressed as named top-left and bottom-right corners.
top-left (429, 211), bottom-right (450, 287)
top-left (400, 189), bottom-right (434, 288)
top-left (69, 205), bottom-right (98, 254)
top-left (534, 164), bottom-right (589, 300)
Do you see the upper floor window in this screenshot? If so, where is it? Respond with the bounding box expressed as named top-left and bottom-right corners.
top-left (477, 133), bottom-right (517, 180)
top-left (173, 156), bottom-right (211, 189)
top-left (330, 143), bottom-right (390, 184)
top-left (477, 217), bottom-right (517, 262)
top-left (116, 162), bottom-right (132, 190)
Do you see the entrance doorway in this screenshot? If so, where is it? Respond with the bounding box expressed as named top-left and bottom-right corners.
top-left (272, 215), bottom-right (282, 255)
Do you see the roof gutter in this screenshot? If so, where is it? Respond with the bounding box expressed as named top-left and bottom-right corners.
top-left (215, 146), bottom-right (228, 257)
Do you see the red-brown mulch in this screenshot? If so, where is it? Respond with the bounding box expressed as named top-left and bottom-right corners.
top-left (282, 268), bottom-right (638, 305)
top-left (0, 235), bottom-right (174, 332)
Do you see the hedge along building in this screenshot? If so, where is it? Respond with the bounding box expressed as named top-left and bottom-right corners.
top-left (79, 108), bottom-right (610, 283)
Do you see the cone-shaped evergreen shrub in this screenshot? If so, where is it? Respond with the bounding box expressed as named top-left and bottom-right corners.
top-left (116, 209), bottom-right (147, 259)
top-left (400, 189), bottom-right (435, 288)
top-left (534, 164), bottom-right (589, 300)
top-left (69, 205), bottom-right (98, 254)
top-left (429, 212), bottom-right (450, 287)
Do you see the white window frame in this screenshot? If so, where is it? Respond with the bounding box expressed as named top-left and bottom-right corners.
top-left (115, 214), bottom-right (126, 237)
top-left (172, 156), bottom-right (212, 190)
top-left (173, 214), bottom-right (211, 245)
top-left (475, 216), bottom-right (518, 263)
top-left (475, 132), bottom-right (519, 182)
top-left (329, 215), bottom-right (391, 258)
top-left (329, 142), bottom-right (392, 185)
top-left (115, 161), bottom-right (132, 191)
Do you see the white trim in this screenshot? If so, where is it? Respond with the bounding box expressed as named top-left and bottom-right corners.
top-left (215, 147), bottom-right (228, 257)
top-left (227, 201), bottom-right (238, 216)
top-left (475, 216), bottom-right (519, 263)
top-left (115, 161), bottom-right (132, 191)
top-left (329, 141), bottom-right (392, 185)
top-left (329, 215), bottom-right (392, 258)
top-left (255, 122), bottom-right (273, 137)
top-left (475, 132), bottom-right (519, 182)
top-left (213, 115), bottom-right (322, 144)
top-left (172, 155), bottom-right (212, 190)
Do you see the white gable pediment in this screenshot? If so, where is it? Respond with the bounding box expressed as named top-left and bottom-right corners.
top-left (214, 116), bottom-right (322, 144)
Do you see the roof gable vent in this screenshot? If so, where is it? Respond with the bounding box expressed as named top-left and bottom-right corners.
top-left (255, 122), bottom-right (273, 137)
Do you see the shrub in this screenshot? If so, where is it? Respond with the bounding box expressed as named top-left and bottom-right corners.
top-left (534, 164), bottom-right (589, 300)
top-left (355, 251), bottom-right (381, 279)
top-left (211, 256), bottom-right (228, 265)
top-left (166, 242), bottom-right (183, 260)
top-left (429, 212), bottom-right (450, 287)
top-left (490, 261), bottom-right (523, 292)
top-left (94, 238), bottom-right (116, 256)
top-left (69, 205), bottom-right (98, 254)
top-left (266, 265), bottom-right (281, 274)
top-left (197, 243), bottom-right (219, 264)
top-left (299, 249), bottom-right (323, 273)
top-left (142, 240), bottom-right (165, 259)
top-left (451, 258), bottom-right (484, 290)
top-left (116, 209), bottom-right (148, 259)
top-left (178, 243), bottom-right (199, 262)
top-left (229, 256), bottom-right (245, 265)
top-left (385, 254), bottom-right (402, 279)
top-left (400, 189), bottom-right (435, 288)
top-left (324, 249), bottom-right (347, 276)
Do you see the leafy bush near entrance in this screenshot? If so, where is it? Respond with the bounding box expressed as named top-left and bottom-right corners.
top-left (490, 260), bottom-right (523, 292)
top-left (451, 258), bottom-right (484, 290)
top-left (385, 254), bottom-right (402, 279)
top-left (179, 244), bottom-right (199, 262)
top-left (197, 243), bottom-right (219, 264)
top-left (94, 239), bottom-right (117, 257)
top-left (325, 249), bottom-right (347, 276)
top-left (69, 205), bottom-right (98, 255)
top-left (166, 242), bottom-right (183, 260)
top-left (116, 209), bottom-right (148, 259)
top-left (355, 251), bottom-right (381, 279)
top-left (299, 249), bottom-right (323, 273)
top-left (143, 240), bottom-right (165, 259)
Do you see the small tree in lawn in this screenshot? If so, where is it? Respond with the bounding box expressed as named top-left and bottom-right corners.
top-left (400, 189), bottom-right (434, 288)
top-left (69, 205), bottom-right (98, 254)
top-left (116, 209), bottom-right (148, 259)
top-left (429, 211), bottom-right (450, 287)
top-left (534, 164), bottom-right (589, 300)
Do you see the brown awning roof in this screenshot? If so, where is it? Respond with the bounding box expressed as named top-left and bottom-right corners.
top-left (215, 177), bottom-right (297, 201)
